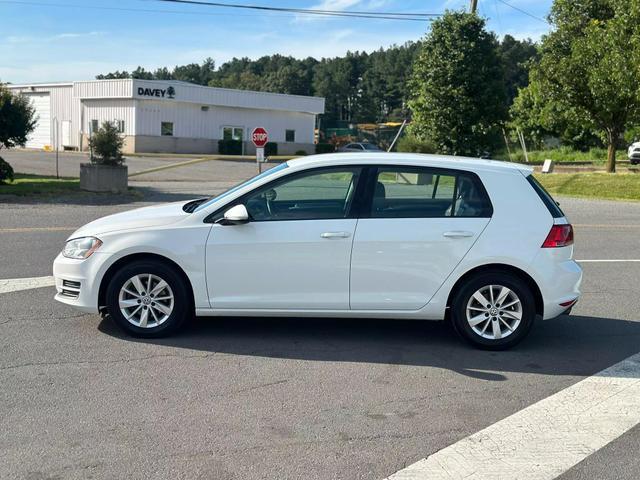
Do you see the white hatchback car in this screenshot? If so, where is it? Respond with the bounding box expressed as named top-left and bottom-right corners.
top-left (53, 153), bottom-right (582, 349)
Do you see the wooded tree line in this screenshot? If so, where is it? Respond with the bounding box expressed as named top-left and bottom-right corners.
top-left (96, 35), bottom-right (536, 125)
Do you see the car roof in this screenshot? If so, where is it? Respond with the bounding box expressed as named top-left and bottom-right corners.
top-left (287, 152), bottom-right (533, 175)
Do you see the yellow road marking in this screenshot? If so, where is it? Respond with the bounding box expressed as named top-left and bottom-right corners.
top-left (128, 157), bottom-right (208, 177)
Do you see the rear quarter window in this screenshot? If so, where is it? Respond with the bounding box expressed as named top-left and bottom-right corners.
top-left (526, 175), bottom-right (565, 218)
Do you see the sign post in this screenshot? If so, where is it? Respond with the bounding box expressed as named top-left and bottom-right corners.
top-left (251, 127), bottom-right (268, 173)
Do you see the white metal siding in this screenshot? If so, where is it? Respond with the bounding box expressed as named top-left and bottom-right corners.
top-left (135, 100), bottom-right (315, 143)
top-left (82, 99), bottom-right (136, 135)
top-left (9, 79), bottom-right (323, 152)
top-left (23, 93), bottom-right (51, 148)
top-left (8, 84), bottom-right (76, 148)
top-left (49, 85), bottom-right (75, 147)
top-left (73, 79), bottom-right (132, 99)
top-left (133, 79), bottom-right (324, 114)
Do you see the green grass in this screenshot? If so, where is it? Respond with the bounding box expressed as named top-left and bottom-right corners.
top-left (0, 173), bottom-right (80, 196)
top-left (535, 172), bottom-right (640, 201)
top-left (495, 147), bottom-right (627, 164)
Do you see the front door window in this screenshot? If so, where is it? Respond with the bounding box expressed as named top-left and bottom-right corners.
top-left (243, 168), bottom-right (361, 221)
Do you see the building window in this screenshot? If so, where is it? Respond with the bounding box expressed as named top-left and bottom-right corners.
top-left (116, 120), bottom-right (125, 134)
top-left (285, 129), bottom-right (296, 142)
top-left (161, 122), bottom-right (174, 136)
top-left (90, 120), bottom-right (99, 133)
top-left (222, 126), bottom-right (244, 141)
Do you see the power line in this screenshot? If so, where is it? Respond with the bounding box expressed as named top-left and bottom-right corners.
top-left (0, 0), bottom-right (441, 22)
top-left (495, 0), bottom-right (549, 24)
top-left (0, 0), bottom-right (263, 17)
top-left (149, 0), bottom-right (440, 21)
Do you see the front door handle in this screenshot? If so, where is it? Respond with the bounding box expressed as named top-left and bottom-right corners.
top-left (321, 231), bottom-right (351, 239)
top-left (443, 231), bottom-right (474, 238)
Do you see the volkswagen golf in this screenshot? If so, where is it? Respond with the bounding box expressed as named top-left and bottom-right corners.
top-left (53, 153), bottom-right (582, 349)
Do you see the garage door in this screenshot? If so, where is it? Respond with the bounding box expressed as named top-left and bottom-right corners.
top-left (24, 93), bottom-right (51, 149)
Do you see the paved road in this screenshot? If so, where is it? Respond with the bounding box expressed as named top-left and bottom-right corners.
top-left (1, 157), bottom-right (640, 479)
top-left (2, 148), bottom-right (268, 183)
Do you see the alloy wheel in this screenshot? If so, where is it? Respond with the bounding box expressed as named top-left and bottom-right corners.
top-left (465, 284), bottom-right (522, 340)
top-left (118, 273), bottom-right (174, 328)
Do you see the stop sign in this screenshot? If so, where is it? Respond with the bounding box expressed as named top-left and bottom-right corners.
top-left (251, 127), bottom-right (268, 148)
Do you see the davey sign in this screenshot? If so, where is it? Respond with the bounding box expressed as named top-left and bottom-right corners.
top-left (137, 86), bottom-right (176, 99)
top-left (251, 127), bottom-right (268, 148)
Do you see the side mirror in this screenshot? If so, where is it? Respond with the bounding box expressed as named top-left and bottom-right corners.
top-left (217, 204), bottom-right (249, 225)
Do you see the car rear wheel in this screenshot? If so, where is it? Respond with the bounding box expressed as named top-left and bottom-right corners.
top-left (106, 260), bottom-right (190, 337)
top-left (451, 272), bottom-right (536, 350)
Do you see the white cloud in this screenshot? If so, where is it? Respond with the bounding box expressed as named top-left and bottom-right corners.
top-left (310, 0), bottom-right (362, 10)
top-left (4, 31), bottom-right (105, 44)
top-left (294, 0), bottom-right (394, 23)
top-left (53, 31), bottom-right (104, 40)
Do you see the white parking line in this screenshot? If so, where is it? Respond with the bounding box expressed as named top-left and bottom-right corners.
top-left (578, 259), bottom-right (640, 263)
top-left (0, 276), bottom-right (55, 294)
top-left (385, 352), bottom-right (640, 480)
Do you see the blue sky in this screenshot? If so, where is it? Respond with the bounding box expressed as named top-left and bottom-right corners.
top-left (1, 0), bottom-right (553, 83)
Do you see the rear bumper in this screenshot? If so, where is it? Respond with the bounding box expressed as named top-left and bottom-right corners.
top-left (531, 251), bottom-right (583, 319)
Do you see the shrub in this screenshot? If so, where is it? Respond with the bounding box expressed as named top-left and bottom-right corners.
top-left (265, 142), bottom-right (278, 156)
top-left (0, 156), bottom-right (14, 183)
top-left (396, 134), bottom-right (437, 154)
top-left (315, 143), bottom-right (335, 154)
top-left (218, 139), bottom-right (243, 155)
top-left (88, 121), bottom-right (124, 166)
top-left (295, 150), bottom-right (308, 156)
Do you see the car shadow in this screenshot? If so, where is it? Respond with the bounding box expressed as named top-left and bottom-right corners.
top-left (98, 314), bottom-right (640, 381)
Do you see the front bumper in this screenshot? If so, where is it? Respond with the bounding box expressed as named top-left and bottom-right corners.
top-left (53, 251), bottom-right (111, 314)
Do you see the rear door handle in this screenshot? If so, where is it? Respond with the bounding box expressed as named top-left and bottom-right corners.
top-left (321, 231), bottom-right (351, 239)
top-left (443, 231), bottom-right (474, 238)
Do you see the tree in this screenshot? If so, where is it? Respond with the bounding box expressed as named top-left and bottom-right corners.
top-left (518, 0), bottom-right (640, 172)
top-left (0, 83), bottom-right (37, 150)
top-left (131, 66), bottom-right (154, 80)
top-left (497, 35), bottom-right (539, 105)
top-left (409, 12), bottom-right (508, 156)
top-left (95, 70), bottom-right (130, 80)
top-left (0, 82), bottom-right (37, 183)
top-left (510, 69), bottom-right (602, 150)
top-left (173, 58), bottom-right (216, 85)
top-left (88, 121), bottom-right (124, 166)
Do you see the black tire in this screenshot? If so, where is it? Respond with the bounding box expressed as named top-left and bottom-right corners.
top-left (450, 271), bottom-right (536, 350)
top-left (105, 260), bottom-right (191, 338)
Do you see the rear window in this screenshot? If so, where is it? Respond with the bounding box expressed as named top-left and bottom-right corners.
top-left (526, 175), bottom-right (565, 218)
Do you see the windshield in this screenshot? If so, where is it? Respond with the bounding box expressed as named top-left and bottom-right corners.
top-left (193, 162), bottom-right (289, 213)
top-left (362, 143), bottom-right (380, 150)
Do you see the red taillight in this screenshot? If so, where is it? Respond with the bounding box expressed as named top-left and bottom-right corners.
top-left (542, 224), bottom-right (574, 248)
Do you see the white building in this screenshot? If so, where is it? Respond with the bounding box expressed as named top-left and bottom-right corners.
top-left (8, 79), bottom-right (325, 155)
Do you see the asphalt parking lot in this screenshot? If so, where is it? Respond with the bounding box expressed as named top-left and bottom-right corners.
top-left (1, 150), bottom-right (640, 479)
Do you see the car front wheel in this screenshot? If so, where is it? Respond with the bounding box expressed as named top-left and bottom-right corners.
top-left (451, 272), bottom-right (536, 350)
top-left (105, 260), bottom-right (191, 337)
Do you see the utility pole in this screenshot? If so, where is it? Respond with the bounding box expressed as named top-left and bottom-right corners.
top-left (470, 0), bottom-right (478, 14)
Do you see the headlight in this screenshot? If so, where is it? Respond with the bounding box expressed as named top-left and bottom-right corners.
top-left (62, 237), bottom-right (103, 259)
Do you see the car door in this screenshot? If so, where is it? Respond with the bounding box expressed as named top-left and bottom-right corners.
top-left (206, 166), bottom-right (363, 310)
top-left (350, 166), bottom-right (493, 310)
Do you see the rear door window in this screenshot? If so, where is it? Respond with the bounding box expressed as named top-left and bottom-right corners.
top-left (369, 167), bottom-right (493, 218)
